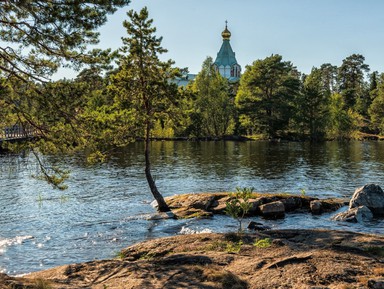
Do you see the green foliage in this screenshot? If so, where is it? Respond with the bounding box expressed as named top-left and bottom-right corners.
top-left (235, 54), bottom-right (301, 138)
top-left (0, 0), bottom-right (130, 81)
top-left (300, 189), bottom-right (306, 196)
top-left (225, 240), bottom-right (243, 253)
top-left (225, 187), bottom-right (254, 232)
top-left (254, 238), bottom-right (272, 248)
top-left (206, 240), bottom-right (243, 253)
top-left (368, 73), bottom-right (384, 134)
top-left (327, 93), bottom-right (358, 139)
top-left (115, 251), bottom-right (126, 260)
top-left (293, 67), bottom-right (330, 140)
top-left (337, 54), bottom-right (370, 111)
top-left (185, 57), bottom-right (235, 137)
top-left (0, 1), bottom-right (130, 190)
top-left (104, 7), bottom-right (179, 211)
top-left (105, 7), bottom-right (180, 144)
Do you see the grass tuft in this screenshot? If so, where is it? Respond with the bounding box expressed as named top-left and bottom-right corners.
top-left (254, 238), bottom-right (272, 248)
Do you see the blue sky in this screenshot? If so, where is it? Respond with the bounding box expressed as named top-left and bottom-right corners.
top-left (60, 0), bottom-right (384, 78)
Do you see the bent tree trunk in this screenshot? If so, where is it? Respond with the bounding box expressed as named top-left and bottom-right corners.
top-left (144, 121), bottom-right (171, 212)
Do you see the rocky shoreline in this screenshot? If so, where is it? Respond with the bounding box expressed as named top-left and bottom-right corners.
top-left (1, 188), bottom-right (383, 289)
top-left (161, 191), bottom-right (348, 220)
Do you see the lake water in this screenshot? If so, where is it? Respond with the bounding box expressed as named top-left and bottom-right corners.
top-left (0, 141), bottom-right (383, 275)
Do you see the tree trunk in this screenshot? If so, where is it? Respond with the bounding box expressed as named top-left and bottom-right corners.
top-left (144, 120), bottom-right (171, 212)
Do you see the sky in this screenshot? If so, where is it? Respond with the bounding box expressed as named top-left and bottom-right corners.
top-left (58, 0), bottom-right (384, 79)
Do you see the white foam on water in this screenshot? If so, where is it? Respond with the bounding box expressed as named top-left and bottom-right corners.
top-left (179, 226), bottom-right (213, 235)
top-left (0, 235), bottom-right (33, 254)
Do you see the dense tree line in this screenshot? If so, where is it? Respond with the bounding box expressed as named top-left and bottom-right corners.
top-left (5, 52), bottom-right (382, 145)
top-left (186, 53), bottom-right (383, 141)
top-left (28, 52), bottom-right (381, 142)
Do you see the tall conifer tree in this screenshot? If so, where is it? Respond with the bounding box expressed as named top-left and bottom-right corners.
top-left (109, 7), bottom-right (178, 212)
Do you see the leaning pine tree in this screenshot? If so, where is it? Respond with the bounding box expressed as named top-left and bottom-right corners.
top-left (107, 7), bottom-right (179, 212)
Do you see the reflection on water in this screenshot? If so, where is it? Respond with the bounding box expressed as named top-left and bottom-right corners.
top-left (0, 141), bottom-right (383, 275)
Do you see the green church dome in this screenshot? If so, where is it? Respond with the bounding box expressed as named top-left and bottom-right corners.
top-left (213, 21), bottom-right (241, 81)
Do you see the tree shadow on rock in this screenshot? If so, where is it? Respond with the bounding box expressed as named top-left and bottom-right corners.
top-left (134, 254), bottom-right (248, 289)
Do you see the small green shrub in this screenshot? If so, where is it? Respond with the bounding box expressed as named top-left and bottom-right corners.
top-left (254, 238), bottom-right (272, 248)
top-left (206, 240), bottom-right (243, 253)
top-left (115, 251), bottom-right (126, 259)
top-left (226, 240), bottom-right (243, 253)
top-left (225, 187), bottom-right (254, 232)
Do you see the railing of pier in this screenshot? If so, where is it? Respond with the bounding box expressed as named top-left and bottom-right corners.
top-left (0, 125), bottom-right (36, 141)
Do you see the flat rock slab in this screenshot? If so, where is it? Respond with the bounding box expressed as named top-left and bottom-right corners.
top-left (5, 229), bottom-right (384, 289)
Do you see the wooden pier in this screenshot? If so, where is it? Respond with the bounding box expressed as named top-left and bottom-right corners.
top-left (0, 125), bottom-right (36, 143)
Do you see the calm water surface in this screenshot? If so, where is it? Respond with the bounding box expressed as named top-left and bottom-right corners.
top-left (0, 141), bottom-right (383, 274)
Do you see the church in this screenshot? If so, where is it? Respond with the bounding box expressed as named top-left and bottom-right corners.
top-left (175, 22), bottom-right (241, 86)
top-left (213, 21), bottom-right (241, 82)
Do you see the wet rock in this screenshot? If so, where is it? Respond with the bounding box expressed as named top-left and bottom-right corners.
top-left (259, 201), bottom-right (285, 219)
top-left (310, 200), bottom-right (322, 215)
top-left (247, 221), bottom-right (271, 231)
top-left (248, 198), bottom-right (262, 215)
top-left (189, 195), bottom-right (216, 210)
top-left (271, 239), bottom-right (288, 246)
top-left (350, 184), bottom-right (384, 216)
top-left (319, 198), bottom-right (348, 213)
top-left (332, 206), bottom-right (373, 223)
top-left (281, 196), bottom-right (302, 212)
top-left (209, 196), bottom-right (230, 214)
top-left (210, 202), bottom-right (227, 214)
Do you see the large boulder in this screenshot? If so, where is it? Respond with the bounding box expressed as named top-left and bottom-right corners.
top-left (332, 205), bottom-right (373, 223)
top-left (349, 184), bottom-right (384, 216)
top-left (259, 201), bottom-right (285, 219)
top-left (247, 221), bottom-right (271, 231)
top-left (310, 200), bottom-right (322, 215)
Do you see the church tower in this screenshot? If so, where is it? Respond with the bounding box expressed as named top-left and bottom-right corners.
top-left (213, 22), bottom-right (241, 82)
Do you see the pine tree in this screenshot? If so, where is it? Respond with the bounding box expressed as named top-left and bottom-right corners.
top-left (368, 74), bottom-right (384, 134)
top-left (235, 54), bottom-right (300, 138)
top-left (190, 57), bottom-right (234, 137)
top-left (108, 7), bottom-right (179, 212)
top-left (0, 1), bottom-right (130, 81)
